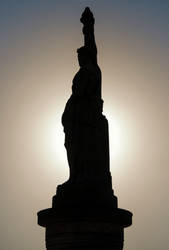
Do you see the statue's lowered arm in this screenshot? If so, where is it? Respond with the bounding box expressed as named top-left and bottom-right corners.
top-left (80, 7), bottom-right (97, 64)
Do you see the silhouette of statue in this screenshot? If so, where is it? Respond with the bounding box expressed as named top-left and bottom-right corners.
top-left (37, 8), bottom-right (132, 250)
top-left (62, 7), bottom-right (111, 184)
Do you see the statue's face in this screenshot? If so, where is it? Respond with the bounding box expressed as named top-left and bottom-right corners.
top-left (78, 53), bottom-right (89, 67)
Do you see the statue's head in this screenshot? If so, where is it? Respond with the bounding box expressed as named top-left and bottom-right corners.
top-left (77, 46), bottom-right (95, 67)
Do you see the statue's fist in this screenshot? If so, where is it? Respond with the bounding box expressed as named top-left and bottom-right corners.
top-left (80, 7), bottom-right (95, 25)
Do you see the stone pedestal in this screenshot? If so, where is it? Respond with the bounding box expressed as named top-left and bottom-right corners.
top-left (38, 181), bottom-right (132, 250)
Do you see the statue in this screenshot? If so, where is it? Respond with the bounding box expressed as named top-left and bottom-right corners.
top-left (62, 7), bottom-right (111, 184)
top-left (37, 8), bottom-right (132, 250)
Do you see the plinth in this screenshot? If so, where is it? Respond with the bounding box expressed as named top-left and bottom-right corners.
top-left (38, 181), bottom-right (132, 250)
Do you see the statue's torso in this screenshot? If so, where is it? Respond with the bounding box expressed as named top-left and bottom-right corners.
top-left (62, 64), bottom-right (102, 127)
top-left (72, 64), bottom-right (101, 98)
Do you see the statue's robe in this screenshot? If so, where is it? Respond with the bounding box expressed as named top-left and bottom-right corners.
top-left (62, 63), bottom-right (110, 183)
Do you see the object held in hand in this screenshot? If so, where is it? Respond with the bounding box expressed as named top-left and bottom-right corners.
top-left (80, 7), bottom-right (95, 25)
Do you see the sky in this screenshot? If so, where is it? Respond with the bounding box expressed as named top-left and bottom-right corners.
top-left (1, 0), bottom-right (169, 249)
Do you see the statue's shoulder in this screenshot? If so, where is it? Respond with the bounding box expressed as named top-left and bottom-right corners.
top-left (73, 68), bottom-right (88, 86)
top-left (75, 67), bottom-right (89, 78)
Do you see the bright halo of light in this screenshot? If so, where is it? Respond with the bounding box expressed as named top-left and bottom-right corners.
top-left (43, 117), bottom-right (67, 167)
top-left (50, 124), bottom-right (65, 160)
top-left (104, 110), bottom-right (127, 159)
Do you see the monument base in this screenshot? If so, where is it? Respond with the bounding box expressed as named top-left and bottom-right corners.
top-left (38, 208), bottom-right (132, 250)
top-left (38, 182), bottom-right (132, 250)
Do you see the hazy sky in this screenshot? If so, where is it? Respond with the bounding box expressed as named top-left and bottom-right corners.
top-left (1, 1), bottom-right (169, 250)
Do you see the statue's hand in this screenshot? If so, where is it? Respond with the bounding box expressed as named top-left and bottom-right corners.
top-left (80, 7), bottom-right (95, 25)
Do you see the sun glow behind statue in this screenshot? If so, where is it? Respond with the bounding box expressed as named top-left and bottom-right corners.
top-left (109, 116), bottom-right (124, 157)
top-left (105, 110), bottom-right (129, 160)
top-left (41, 114), bottom-right (68, 177)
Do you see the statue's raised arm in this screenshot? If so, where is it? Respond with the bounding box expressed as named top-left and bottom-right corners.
top-left (80, 7), bottom-right (97, 65)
